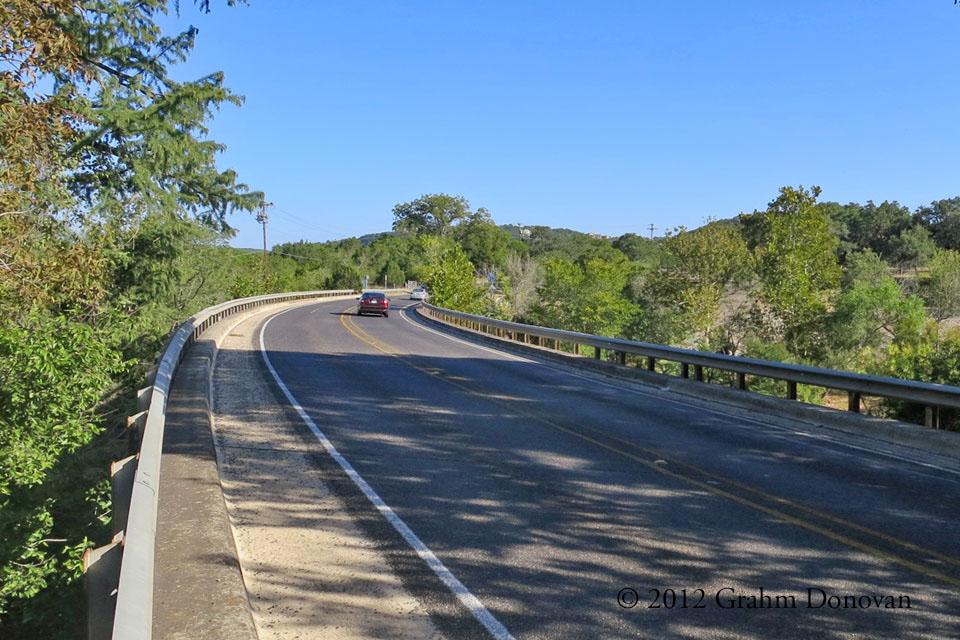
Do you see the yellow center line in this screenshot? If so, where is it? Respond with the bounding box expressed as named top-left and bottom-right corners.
top-left (340, 306), bottom-right (397, 354)
top-left (335, 306), bottom-right (960, 589)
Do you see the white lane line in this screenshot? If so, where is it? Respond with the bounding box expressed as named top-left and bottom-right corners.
top-left (399, 305), bottom-right (960, 481)
top-left (259, 308), bottom-right (516, 640)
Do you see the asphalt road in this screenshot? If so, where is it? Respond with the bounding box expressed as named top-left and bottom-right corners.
top-left (252, 297), bottom-right (960, 639)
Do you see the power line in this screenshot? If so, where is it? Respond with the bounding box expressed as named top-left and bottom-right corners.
top-left (269, 205), bottom-right (354, 240)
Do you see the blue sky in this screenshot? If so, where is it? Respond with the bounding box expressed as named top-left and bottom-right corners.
top-left (160, 1), bottom-right (960, 248)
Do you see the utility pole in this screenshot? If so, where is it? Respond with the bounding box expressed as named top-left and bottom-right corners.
top-left (648, 224), bottom-right (656, 239)
top-left (257, 203), bottom-right (273, 268)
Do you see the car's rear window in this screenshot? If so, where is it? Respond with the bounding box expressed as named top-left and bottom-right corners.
top-left (362, 293), bottom-right (385, 300)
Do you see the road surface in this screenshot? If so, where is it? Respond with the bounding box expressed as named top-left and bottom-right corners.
top-left (213, 297), bottom-right (960, 639)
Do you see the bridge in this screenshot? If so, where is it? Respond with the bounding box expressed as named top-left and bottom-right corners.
top-left (87, 292), bottom-right (960, 639)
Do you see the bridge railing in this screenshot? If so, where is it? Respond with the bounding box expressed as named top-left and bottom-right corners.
top-left (87, 290), bottom-right (379, 640)
top-left (420, 303), bottom-right (960, 429)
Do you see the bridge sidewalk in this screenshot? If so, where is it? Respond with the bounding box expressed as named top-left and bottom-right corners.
top-left (152, 333), bottom-right (259, 640)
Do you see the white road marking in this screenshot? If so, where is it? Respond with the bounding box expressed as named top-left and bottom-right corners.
top-left (259, 308), bottom-right (516, 640)
top-left (398, 303), bottom-right (960, 481)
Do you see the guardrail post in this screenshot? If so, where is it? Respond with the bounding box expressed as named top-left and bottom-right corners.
top-left (136, 386), bottom-right (153, 411)
top-left (787, 381), bottom-right (798, 400)
top-left (126, 411), bottom-right (147, 454)
top-left (647, 356), bottom-right (656, 371)
top-left (925, 406), bottom-right (940, 429)
top-left (695, 365), bottom-right (704, 382)
top-left (618, 351), bottom-right (626, 366)
top-left (574, 343), bottom-right (580, 355)
top-left (594, 347), bottom-right (601, 360)
top-left (681, 363), bottom-right (689, 378)
top-left (110, 455), bottom-right (137, 535)
top-left (736, 372), bottom-right (747, 390)
top-left (83, 532), bottom-right (124, 640)
top-left (847, 391), bottom-right (861, 413)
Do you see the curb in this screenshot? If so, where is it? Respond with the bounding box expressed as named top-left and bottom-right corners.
top-left (153, 296), bottom-right (354, 639)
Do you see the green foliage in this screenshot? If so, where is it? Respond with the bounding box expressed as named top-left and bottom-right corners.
top-left (61, 0), bottom-right (264, 228)
top-left (0, 1), bottom-right (262, 633)
top-left (916, 197), bottom-right (960, 251)
top-left (747, 186), bottom-right (841, 358)
top-left (827, 251), bottom-right (926, 368)
top-left (644, 221), bottom-right (752, 347)
top-left (521, 225), bottom-right (621, 262)
top-left (392, 193), bottom-right (476, 237)
top-left (0, 311), bottom-right (124, 620)
top-left (380, 260), bottom-right (405, 288)
top-left (501, 253), bottom-right (543, 321)
top-left (422, 238), bottom-right (485, 313)
top-left (365, 234), bottom-right (425, 280)
top-left (881, 329), bottom-right (960, 430)
top-left (0, 313), bottom-right (125, 496)
top-left (326, 262), bottom-right (362, 290)
top-left (454, 218), bottom-right (525, 269)
top-left (529, 255), bottom-right (636, 338)
top-left (1, 429), bottom-right (119, 636)
top-left (921, 250), bottom-right (960, 321)
top-left (612, 233), bottom-right (663, 268)
top-left (888, 224), bottom-right (937, 268)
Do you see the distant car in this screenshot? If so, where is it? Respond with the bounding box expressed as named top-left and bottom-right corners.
top-left (410, 286), bottom-right (429, 301)
top-left (357, 291), bottom-right (390, 317)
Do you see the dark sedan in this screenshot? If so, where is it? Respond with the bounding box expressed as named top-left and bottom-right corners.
top-left (357, 292), bottom-right (390, 317)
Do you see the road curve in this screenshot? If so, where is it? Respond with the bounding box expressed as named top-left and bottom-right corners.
top-left (243, 296), bottom-right (960, 639)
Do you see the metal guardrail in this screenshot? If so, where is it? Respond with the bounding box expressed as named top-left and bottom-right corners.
top-left (421, 303), bottom-right (960, 428)
top-left (101, 289), bottom-right (371, 640)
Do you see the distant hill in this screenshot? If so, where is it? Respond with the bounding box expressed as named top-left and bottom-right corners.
top-left (499, 224), bottom-right (592, 241)
top-left (358, 231), bottom-right (395, 246)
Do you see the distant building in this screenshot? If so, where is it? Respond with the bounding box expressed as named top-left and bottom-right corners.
top-left (586, 232), bottom-right (613, 240)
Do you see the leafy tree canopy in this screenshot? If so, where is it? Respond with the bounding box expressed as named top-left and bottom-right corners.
top-left (421, 237), bottom-right (485, 313)
top-left (745, 186), bottom-right (842, 358)
top-left (917, 197), bottom-right (960, 251)
top-left (392, 193), bottom-right (482, 237)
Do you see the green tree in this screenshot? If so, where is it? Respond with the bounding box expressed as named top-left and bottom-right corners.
top-left (746, 186), bottom-right (842, 358)
top-left (522, 225), bottom-right (618, 262)
top-left (326, 262), bottom-right (362, 290)
top-left (882, 328), bottom-right (960, 430)
top-left (922, 250), bottom-right (960, 322)
top-left (612, 233), bottom-right (662, 268)
top-left (502, 253), bottom-right (543, 321)
top-left (917, 197), bottom-right (960, 251)
top-left (380, 260), bottom-right (405, 288)
top-left (421, 238), bottom-right (485, 313)
top-left (529, 256), bottom-right (636, 338)
top-left (888, 224), bottom-right (937, 268)
top-left (644, 221), bottom-right (752, 347)
top-left (453, 217), bottom-right (525, 269)
top-left (827, 251), bottom-right (926, 368)
top-left (392, 193), bottom-right (476, 237)
top-left (60, 1), bottom-right (263, 228)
